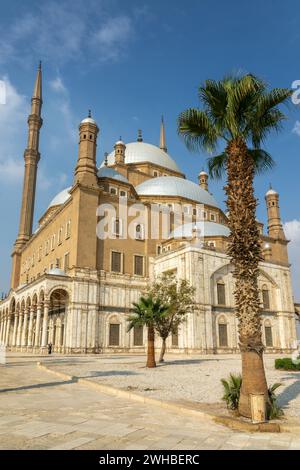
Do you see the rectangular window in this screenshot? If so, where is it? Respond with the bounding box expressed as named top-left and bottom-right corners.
top-left (217, 283), bottom-right (226, 305)
top-left (134, 255), bottom-right (144, 276)
top-left (172, 328), bottom-right (179, 347)
top-left (58, 228), bottom-right (63, 245)
top-left (111, 251), bottom-right (122, 273)
top-left (110, 186), bottom-right (117, 195)
top-left (133, 325), bottom-right (143, 346)
top-left (66, 220), bottom-right (71, 239)
top-left (64, 252), bottom-right (70, 272)
top-left (113, 218), bottom-right (122, 237)
top-left (262, 290), bottom-right (270, 310)
top-left (135, 224), bottom-right (144, 240)
top-left (109, 324), bottom-right (120, 346)
top-left (218, 324), bottom-right (228, 347)
top-left (265, 326), bottom-right (273, 347)
top-left (120, 190), bottom-right (127, 198)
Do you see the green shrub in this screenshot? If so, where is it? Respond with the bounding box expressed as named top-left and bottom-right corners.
top-left (221, 374), bottom-right (284, 419)
top-left (275, 358), bottom-right (300, 371)
top-left (221, 373), bottom-right (242, 410)
top-left (267, 383), bottom-right (284, 420)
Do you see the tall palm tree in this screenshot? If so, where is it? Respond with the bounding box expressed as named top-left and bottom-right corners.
top-left (178, 74), bottom-right (291, 418)
top-left (127, 295), bottom-right (169, 368)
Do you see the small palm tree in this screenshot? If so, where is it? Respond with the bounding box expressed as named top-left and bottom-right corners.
top-left (127, 295), bottom-right (169, 368)
top-left (178, 74), bottom-right (291, 418)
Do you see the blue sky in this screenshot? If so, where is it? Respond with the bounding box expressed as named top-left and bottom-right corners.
top-left (0, 0), bottom-right (299, 299)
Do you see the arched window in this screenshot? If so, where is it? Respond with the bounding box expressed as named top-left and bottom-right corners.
top-left (264, 320), bottom-right (273, 347)
top-left (217, 281), bottom-right (226, 305)
top-left (172, 327), bottom-right (179, 347)
top-left (218, 316), bottom-right (228, 347)
top-left (262, 285), bottom-right (270, 310)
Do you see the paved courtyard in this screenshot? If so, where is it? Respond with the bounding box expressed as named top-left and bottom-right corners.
top-left (0, 353), bottom-right (300, 450)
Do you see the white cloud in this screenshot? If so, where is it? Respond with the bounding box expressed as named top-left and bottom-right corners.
top-left (0, 76), bottom-right (28, 184)
top-left (92, 16), bottom-right (133, 61)
top-left (0, 2), bottom-right (135, 66)
top-left (50, 76), bottom-right (67, 94)
top-left (284, 220), bottom-right (300, 301)
top-left (292, 121), bottom-right (300, 136)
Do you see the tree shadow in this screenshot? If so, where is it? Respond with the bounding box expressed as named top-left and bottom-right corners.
top-left (276, 373), bottom-right (300, 409)
top-left (0, 378), bottom-right (76, 394)
top-left (158, 358), bottom-right (223, 366)
top-left (77, 370), bottom-right (139, 378)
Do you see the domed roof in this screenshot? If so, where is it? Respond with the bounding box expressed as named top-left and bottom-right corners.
top-left (136, 176), bottom-right (219, 207)
top-left (97, 167), bottom-right (129, 183)
top-left (266, 188), bottom-right (278, 196)
top-left (48, 187), bottom-right (72, 209)
top-left (48, 268), bottom-right (66, 276)
top-left (101, 142), bottom-right (181, 173)
top-left (171, 221), bottom-right (230, 239)
top-left (81, 117), bottom-right (97, 125)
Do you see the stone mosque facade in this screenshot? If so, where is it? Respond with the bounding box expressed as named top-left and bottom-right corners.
top-left (0, 65), bottom-right (297, 355)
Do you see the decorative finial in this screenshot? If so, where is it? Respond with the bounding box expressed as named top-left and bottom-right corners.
top-left (119, 136), bottom-right (122, 141)
top-left (38, 60), bottom-right (42, 71)
top-left (161, 115), bottom-right (164, 123)
top-left (269, 183), bottom-right (272, 190)
top-left (104, 152), bottom-right (108, 166)
top-left (137, 129), bottom-right (143, 142)
top-left (88, 109), bottom-right (91, 118)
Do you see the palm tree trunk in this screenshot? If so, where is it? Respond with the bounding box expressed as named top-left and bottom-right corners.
top-left (225, 137), bottom-right (268, 419)
top-left (146, 325), bottom-right (156, 368)
top-left (159, 338), bottom-right (167, 363)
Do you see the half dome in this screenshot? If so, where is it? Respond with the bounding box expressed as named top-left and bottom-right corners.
top-left (48, 187), bottom-right (72, 209)
top-left (101, 142), bottom-right (181, 173)
top-left (97, 167), bottom-right (129, 183)
top-left (136, 176), bottom-right (219, 208)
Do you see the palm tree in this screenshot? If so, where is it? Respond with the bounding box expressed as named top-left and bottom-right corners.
top-left (127, 295), bottom-right (169, 368)
top-left (178, 74), bottom-right (291, 418)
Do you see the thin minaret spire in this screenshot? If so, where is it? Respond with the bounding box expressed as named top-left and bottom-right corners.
top-left (159, 115), bottom-right (167, 152)
top-left (17, 61), bottom-right (43, 241)
top-left (11, 62), bottom-right (43, 288)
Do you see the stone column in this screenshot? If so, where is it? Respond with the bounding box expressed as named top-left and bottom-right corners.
top-left (0, 316), bottom-right (3, 342)
top-left (41, 301), bottom-right (49, 347)
top-left (12, 314), bottom-right (19, 346)
top-left (2, 316), bottom-right (8, 344)
top-left (21, 308), bottom-right (29, 347)
top-left (16, 311), bottom-right (23, 346)
top-left (5, 315), bottom-right (11, 346)
top-left (34, 304), bottom-right (42, 347)
top-left (27, 307), bottom-right (35, 347)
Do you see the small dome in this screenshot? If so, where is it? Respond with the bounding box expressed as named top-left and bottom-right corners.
top-left (81, 117), bottom-right (97, 125)
top-left (136, 176), bottom-right (219, 207)
top-left (97, 167), bottom-right (129, 183)
top-left (101, 141), bottom-right (181, 173)
top-left (48, 268), bottom-right (66, 276)
top-left (48, 187), bottom-right (72, 209)
top-left (115, 139), bottom-right (125, 146)
top-left (171, 221), bottom-right (230, 239)
top-left (266, 188), bottom-right (278, 196)
top-left (199, 170), bottom-right (208, 176)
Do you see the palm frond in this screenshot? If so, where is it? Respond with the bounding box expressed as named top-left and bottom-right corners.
top-left (177, 108), bottom-right (218, 153)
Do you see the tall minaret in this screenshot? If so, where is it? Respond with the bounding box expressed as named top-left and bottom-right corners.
top-left (265, 186), bottom-right (285, 240)
top-left (159, 116), bottom-right (167, 152)
top-left (74, 110), bottom-right (99, 187)
top-left (16, 62), bottom-right (42, 246)
top-left (11, 63), bottom-right (43, 288)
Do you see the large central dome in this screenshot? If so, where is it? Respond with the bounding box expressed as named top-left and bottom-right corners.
top-left (136, 176), bottom-right (219, 208)
top-left (101, 142), bottom-right (181, 173)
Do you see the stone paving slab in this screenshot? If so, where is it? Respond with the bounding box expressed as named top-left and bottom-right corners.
top-left (0, 353), bottom-right (300, 450)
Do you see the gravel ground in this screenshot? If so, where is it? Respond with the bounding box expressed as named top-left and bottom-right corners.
top-left (45, 353), bottom-right (300, 417)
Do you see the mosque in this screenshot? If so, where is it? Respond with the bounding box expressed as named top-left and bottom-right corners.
top-left (0, 64), bottom-right (297, 354)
